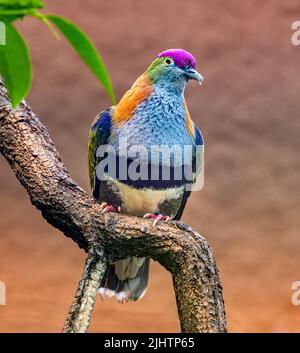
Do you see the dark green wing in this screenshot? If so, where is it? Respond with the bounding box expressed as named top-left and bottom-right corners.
top-left (174, 124), bottom-right (204, 220)
top-left (88, 108), bottom-right (113, 198)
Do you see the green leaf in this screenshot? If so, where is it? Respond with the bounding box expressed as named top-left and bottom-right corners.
top-left (31, 12), bottom-right (60, 40)
top-left (0, 1), bottom-right (44, 22)
top-left (0, 22), bottom-right (32, 107)
top-left (0, 0), bottom-right (43, 10)
top-left (47, 14), bottom-right (116, 104)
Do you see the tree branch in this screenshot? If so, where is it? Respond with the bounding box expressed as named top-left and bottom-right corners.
top-left (63, 251), bottom-right (107, 333)
top-left (0, 80), bottom-right (227, 333)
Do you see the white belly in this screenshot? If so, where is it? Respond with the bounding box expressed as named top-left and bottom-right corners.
top-left (110, 178), bottom-right (184, 216)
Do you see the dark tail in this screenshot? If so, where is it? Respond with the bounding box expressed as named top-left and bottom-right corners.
top-left (98, 257), bottom-right (150, 303)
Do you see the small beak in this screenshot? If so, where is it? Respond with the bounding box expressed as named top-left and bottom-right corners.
top-left (184, 68), bottom-right (204, 85)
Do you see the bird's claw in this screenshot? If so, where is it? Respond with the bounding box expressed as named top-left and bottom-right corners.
top-left (100, 202), bottom-right (121, 214)
top-left (143, 213), bottom-right (170, 226)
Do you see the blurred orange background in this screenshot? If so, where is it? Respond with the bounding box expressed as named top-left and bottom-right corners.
top-left (1, 0), bottom-right (300, 332)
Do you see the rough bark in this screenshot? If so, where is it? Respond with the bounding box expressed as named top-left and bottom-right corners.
top-left (63, 251), bottom-right (107, 333)
top-left (0, 80), bottom-right (227, 333)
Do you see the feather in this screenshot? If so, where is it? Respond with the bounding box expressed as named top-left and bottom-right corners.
top-left (113, 74), bottom-right (152, 125)
top-left (88, 108), bottom-right (113, 197)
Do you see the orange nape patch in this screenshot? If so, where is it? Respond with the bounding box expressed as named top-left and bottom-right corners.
top-left (113, 74), bottom-right (153, 125)
top-left (184, 100), bottom-right (196, 138)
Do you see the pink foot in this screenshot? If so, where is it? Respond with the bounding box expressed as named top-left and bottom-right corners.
top-left (143, 213), bottom-right (170, 226)
top-left (99, 202), bottom-right (121, 214)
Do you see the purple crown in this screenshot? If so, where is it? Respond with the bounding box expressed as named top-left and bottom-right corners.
top-left (158, 49), bottom-right (196, 69)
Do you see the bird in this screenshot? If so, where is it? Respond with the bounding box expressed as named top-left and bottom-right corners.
top-left (88, 48), bottom-right (204, 303)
